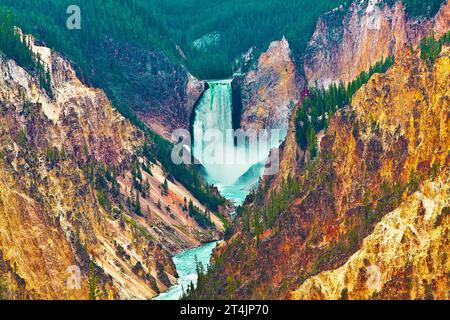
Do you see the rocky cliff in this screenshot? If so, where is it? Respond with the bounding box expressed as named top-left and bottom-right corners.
top-left (304, 0), bottom-right (449, 88)
top-left (0, 34), bottom-right (223, 299)
top-left (191, 44), bottom-right (449, 299)
top-left (239, 38), bottom-right (303, 134)
top-left (289, 44), bottom-right (450, 300)
top-left (291, 172), bottom-right (449, 299)
top-left (89, 39), bottom-right (205, 140)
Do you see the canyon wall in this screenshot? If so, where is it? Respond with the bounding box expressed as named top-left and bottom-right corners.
top-left (239, 38), bottom-right (303, 134)
top-left (304, 0), bottom-right (449, 88)
top-left (91, 39), bottom-right (205, 140)
top-left (0, 35), bottom-right (223, 299)
top-left (291, 173), bottom-right (449, 300)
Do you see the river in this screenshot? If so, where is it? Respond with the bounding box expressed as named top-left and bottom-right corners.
top-left (153, 241), bottom-right (220, 300)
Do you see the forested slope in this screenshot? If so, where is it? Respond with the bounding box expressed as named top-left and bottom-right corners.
top-left (1, 1), bottom-right (444, 134)
top-left (0, 0), bottom-right (347, 80)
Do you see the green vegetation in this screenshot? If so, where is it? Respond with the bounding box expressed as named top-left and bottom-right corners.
top-left (1, 1), bottom-right (442, 80)
top-left (295, 57), bottom-right (394, 154)
top-left (1, 1), bottom-right (439, 215)
top-left (402, 0), bottom-right (444, 17)
top-left (143, 131), bottom-right (226, 212)
top-left (0, 0), bottom-right (346, 81)
top-left (182, 256), bottom-right (204, 299)
top-left (0, 273), bottom-right (8, 300)
top-left (2, 2), bottom-right (227, 225)
top-left (0, 9), bottom-right (52, 97)
top-left (88, 261), bottom-right (101, 300)
top-left (17, 128), bottom-right (27, 147)
top-left (44, 145), bottom-right (65, 169)
top-left (420, 31), bottom-right (450, 66)
top-left (0, 10), bottom-right (34, 69)
top-left (188, 200), bottom-right (214, 230)
top-left (242, 174), bottom-right (302, 235)
top-left (241, 58), bottom-right (396, 236)
top-left (161, 179), bottom-right (169, 196)
top-left (340, 288), bottom-right (349, 300)
top-left (82, 156), bottom-right (122, 214)
top-left (125, 216), bottom-right (155, 242)
top-left (155, 0), bottom-right (348, 79)
top-left (434, 206), bottom-right (450, 229)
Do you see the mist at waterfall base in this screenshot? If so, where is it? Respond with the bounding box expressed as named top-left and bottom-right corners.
top-left (193, 79), bottom-right (284, 205)
top-left (155, 79), bottom-right (285, 300)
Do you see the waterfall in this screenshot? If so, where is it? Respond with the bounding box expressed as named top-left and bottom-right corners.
top-left (193, 79), bottom-right (283, 204)
top-left (193, 79), bottom-right (239, 185)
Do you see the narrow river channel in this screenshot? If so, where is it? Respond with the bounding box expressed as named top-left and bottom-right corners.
top-left (153, 241), bottom-right (220, 300)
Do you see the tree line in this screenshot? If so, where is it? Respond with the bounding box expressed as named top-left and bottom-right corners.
top-left (420, 31), bottom-right (450, 66)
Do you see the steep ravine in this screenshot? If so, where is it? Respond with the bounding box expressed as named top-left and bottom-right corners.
top-left (1, 1), bottom-right (448, 301)
top-left (304, 0), bottom-right (450, 88)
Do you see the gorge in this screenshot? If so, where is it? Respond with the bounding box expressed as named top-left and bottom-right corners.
top-left (162, 0), bottom-right (450, 301)
top-left (0, 0), bottom-right (449, 302)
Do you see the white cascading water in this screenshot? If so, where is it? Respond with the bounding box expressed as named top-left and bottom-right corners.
top-left (193, 79), bottom-right (237, 185)
top-left (193, 79), bottom-right (281, 204)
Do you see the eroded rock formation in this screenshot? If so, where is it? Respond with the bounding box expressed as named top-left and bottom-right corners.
top-left (191, 44), bottom-right (450, 300)
top-left (240, 38), bottom-right (303, 134)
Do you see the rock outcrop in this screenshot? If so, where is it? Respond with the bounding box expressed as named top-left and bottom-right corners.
top-left (90, 39), bottom-right (205, 140)
top-left (291, 173), bottom-right (450, 300)
top-left (304, 0), bottom-right (450, 88)
top-left (240, 38), bottom-right (303, 134)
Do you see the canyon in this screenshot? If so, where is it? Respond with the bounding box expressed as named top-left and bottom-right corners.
top-left (0, 0), bottom-right (449, 301)
top-left (190, 41), bottom-right (450, 299)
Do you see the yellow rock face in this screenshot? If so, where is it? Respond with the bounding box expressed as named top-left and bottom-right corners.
top-left (290, 172), bottom-right (450, 300)
top-left (0, 167), bottom-right (88, 299)
top-left (190, 43), bottom-right (449, 300)
top-left (290, 46), bottom-right (450, 300)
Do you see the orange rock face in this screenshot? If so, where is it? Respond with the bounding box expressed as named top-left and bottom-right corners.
top-left (240, 38), bottom-right (303, 133)
top-left (434, 1), bottom-right (450, 38)
top-left (291, 173), bottom-right (450, 300)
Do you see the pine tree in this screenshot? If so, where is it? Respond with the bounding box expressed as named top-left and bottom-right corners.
top-left (0, 273), bottom-right (8, 300)
top-left (142, 178), bottom-right (150, 198)
top-left (18, 128), bottom-right (27, 147)
top-left (135, 190), bottom-right (142, 216)
top-left (88, 262), bottom-right (101, 300)
top-left (162, 179), bottom-right (169, 196)
top-left (307, 127), bottom-right (318, 158)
